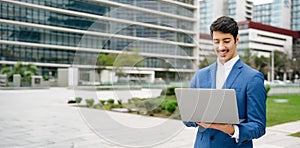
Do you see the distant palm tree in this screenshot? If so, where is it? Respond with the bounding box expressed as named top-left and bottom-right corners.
top-left (0, 62), bottom-right (39, 82)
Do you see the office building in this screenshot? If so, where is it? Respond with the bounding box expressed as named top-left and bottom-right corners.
top-left (253, 0), bottom-right (300, 64)
top-left (0, 0), bottom-right (199, 85)
top-left (252, 0), bottom-right (291, 29)
top-left (292, 0), bottom-right (300, 31)
top-left (199, 0), bottom-right (253, 34)
top-left (200, 21), bottom-right (296, 58)
top-left (238, 21), bottom-right (296, 58)
top-left (199, 20), bottom-right (298, 81)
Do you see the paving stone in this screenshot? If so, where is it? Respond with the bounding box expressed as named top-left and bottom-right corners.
top-left (0, 88), bottom-right (300, 148)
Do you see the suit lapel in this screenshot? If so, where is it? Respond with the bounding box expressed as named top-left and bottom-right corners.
top-left (223, 60), bottom-right (243, 89)
top-left (209, 62), bottom-right (217, 89)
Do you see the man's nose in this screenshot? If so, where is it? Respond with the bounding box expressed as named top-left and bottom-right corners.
top-left (218, 43), bottom-right (225, 50)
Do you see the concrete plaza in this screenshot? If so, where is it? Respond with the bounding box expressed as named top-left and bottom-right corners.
top-left (0, 88), bottom-right (300, 147)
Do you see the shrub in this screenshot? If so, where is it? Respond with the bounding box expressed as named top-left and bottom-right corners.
top-left (152, 107), bottom-right (162, 113)
top-left (265, 85), bottom-right (271, 95)
top-left (103, 104), bottom-right (113, 110)
top-left (75, 97), bottom-right (82, 103)
top-left (160, 86), bottom-right (179, 96)
top-left (128, 99), bottom-right (132, 104)
top-left (131, 98), bottom-right (146, 107)
top-left (144, 100), bottom-right (156, 111)
top-left (43, 75), bottom-right (49, 81)
top-left (85, 98), bottom-right (94, 107)
top-left (135, 101), bottom-right (145, 108)
top-left (93, 104), bottom-right (101, 109)
top-left (160, 99), bottom-right (178, 114)
top-left (107, 99), bottom-right (115, 105)
top-left (160, 99), bottom-right (169, 110)
top-left (117, 99), bottom-right (122, 105)
top-left (131, 97), bottom-right (146, 101)
top-left (166, 102), bottom-right (177, 114)
top-left (99, 100), bottom-right (106, 106)
top-left (171, 108), bottom-right (181, 119)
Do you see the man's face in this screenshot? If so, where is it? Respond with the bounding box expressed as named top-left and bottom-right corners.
top-left (212, 31), bottom-right (239, 64)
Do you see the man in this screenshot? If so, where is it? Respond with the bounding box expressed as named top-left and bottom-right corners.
top-left (185, 16), bottom-right (266, 147)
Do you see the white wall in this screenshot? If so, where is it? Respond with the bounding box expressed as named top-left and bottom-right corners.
top-left (68, 67), bottom-right (79, 87)
top-left (101, 70), bottom-right (118, 83)
top-left (57, 68), bottom-right (68, 87)
top-left (248, 28), bottom-right (293, 58)
top-left (213, 0), bottom-right (225, 20)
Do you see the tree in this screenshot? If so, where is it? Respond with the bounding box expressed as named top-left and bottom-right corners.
top-left (240, 49), bottom-right (255, 67)
top-left (254, 55), bottom-right (269, 77)
top-left (274, 51), bottom-right (290, 73)
top-left (240, 49), bottom-right (269, 79)
top-left (113, 49), bottom-right (144, 83)
top-left (274, 51), bottom-right (300, 79)
top-left (96, 53), bottom-right (116, 83)
top-left (240, 50), bottom-right (295, 81)
top-left (0, 62), bottom-right (39, 82)
top-left (199, 54), bottom-right (216, 69)
top-left (96, 50), bottom-right (144, 84)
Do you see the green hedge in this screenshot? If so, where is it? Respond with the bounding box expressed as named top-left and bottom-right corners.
top-left (85, 98), bottom-right (94, 107)
top-left (107, 99), bottom-right (115, 105)
top-left (160, 86), bottom-right (178, 96)
top-left (160, 99), bottom-right (178, 114)
top-left (75, 97), bottom-right (82, 103)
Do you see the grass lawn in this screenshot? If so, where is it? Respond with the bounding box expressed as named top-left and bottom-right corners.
top-left (267, 94), bottom-right (300, 127)
top-left (290, 132), bottom-right (300, 138)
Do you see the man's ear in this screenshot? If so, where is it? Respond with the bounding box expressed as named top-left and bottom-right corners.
top-left (235, 35), bottom-right (239, 44)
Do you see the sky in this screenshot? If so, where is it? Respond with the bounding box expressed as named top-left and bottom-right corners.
top-left (252, 0), bottom-right (273, 5)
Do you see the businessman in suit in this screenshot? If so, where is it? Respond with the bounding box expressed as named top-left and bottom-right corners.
top-left (185, 16), bottom-right (266, 147)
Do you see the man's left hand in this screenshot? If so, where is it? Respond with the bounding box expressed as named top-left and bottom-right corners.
top-left (196, 122), bottom-right (235, 135)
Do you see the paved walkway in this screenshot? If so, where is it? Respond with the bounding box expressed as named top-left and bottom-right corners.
top-left (254, 120), bottom-right (300, 148)
top-left (0, 88), bottom-right (299, 148)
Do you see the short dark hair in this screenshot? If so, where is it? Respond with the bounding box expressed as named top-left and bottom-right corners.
top-left (210, 16), bottom-right (239, 42)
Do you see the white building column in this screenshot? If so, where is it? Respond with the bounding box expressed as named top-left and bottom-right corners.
top-left (68, 67), bottom-right (79, 87)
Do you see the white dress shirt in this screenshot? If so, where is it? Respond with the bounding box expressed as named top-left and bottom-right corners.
top-left (216, 55), bottom-right (240, 142)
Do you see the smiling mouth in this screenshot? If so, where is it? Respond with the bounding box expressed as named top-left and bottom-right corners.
top-left (218, 49), bottom-right (229, 57)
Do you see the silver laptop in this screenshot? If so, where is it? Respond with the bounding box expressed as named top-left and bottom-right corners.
top-left (175, 88), bottom-right (244, 124)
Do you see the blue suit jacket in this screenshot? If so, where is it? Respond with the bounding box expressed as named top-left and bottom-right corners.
top-left (185, 59), bottom-right (266, 148)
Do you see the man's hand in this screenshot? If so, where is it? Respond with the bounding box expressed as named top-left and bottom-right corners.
top-left (196, 122), bottom-right (235, 135)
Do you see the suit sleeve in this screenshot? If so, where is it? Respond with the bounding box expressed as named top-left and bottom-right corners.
top-left (183, 71), bottom-right (199, 127)
top-left (237, 72), bottom-right (266, 145)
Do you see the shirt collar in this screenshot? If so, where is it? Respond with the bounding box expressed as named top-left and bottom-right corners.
top-left (217, 55), bottom-right (240, 70)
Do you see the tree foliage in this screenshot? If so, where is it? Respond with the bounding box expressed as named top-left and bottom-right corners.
top-left (114, 49), bottom-right (144, 67)
top-left (97, 53), bottom-right (116, 67)
top-left (239, 49), bottom-right (270, 78)
top-left (0, 62), bottom-right (39, 82)
top-left (96, 50), bottom-right (144, 82)
top-left (199, 54), bottom-right (216, 69)
top-left (240, 49), bottom-right (298, 80)
top-left (113, 49), bottom-right (144, 76)
top-left (96, 53), bottom-right (117, 82)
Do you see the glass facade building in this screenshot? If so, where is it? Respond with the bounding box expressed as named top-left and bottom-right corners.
top-left (198, 0), bottom-right (253, 60)
top-left (252, 3), bottom-right (272, 25)
top-left (252, 0), bottom-right (294, 30)
top-left (0, 0), bottom-right (199, 79)
top-left (199, 0), bottom-right (253, 34)
top-left (199, 0), bottom-right (213, 34)
top-left (292, 0), bottom-right (300, 30)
